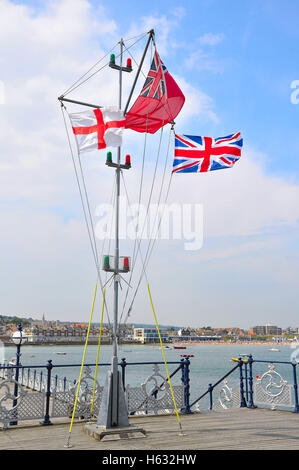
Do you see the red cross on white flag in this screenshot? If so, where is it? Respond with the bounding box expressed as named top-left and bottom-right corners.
top-left (69, 107), bottom-right (125, 153)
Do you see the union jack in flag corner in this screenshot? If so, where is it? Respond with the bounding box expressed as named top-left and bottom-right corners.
top-left (172, 132), bottom-right (243, 173)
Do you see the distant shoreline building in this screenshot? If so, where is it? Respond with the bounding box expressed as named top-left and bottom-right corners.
top-left (134, 327), bottom-right (169, 344)
top-left (251, 325), bottom-right (282, 336)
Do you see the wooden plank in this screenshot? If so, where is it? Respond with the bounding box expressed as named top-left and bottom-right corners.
top-left (1, 409), bottom-right (299, 450)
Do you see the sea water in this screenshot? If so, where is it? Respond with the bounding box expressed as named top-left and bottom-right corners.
top-left (2, 343), bottom-right (297, 408)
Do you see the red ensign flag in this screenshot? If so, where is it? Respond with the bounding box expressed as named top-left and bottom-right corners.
top-left (125, 48), bottom-right (185, 134)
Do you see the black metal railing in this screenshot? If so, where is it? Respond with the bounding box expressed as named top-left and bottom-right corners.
top-left (0, 356), bottom-right (192, 426)
top-left (190, 355), bottom-right (299, 413)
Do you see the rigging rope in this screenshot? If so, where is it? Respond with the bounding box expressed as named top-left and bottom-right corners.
top-left (64, 282), bottom-right (98, 448)
top-left (118, 41), bottom-right (154, 324)
top-left (60, 104), bottom-right (111, 326)
top-left (118, 171), bottom-right (149, 326)
top-left (151, 37), bottom-right (176, 124)
top-left (123, 173), bottom-right (173, 326)
top-left (62, 42), bottom-right (119, 97)
top-left (77, 153), bottom-right (100, 265)
top-left (100, 172), bottom-right (117, 290)
top-left (122, 40), bottom-right (147, 80)
top-left (147, 282), bottom-right (184, 434)
top-left (119, 125), bottom-right (164, 324)
top-left (119, 36), bottom-right (178, 325)
top-left (90, 288), bottom-right (106, 415)
top-left (62, 32), bottom-right (149, 98)
top-left (138, 128), bottom-right (174, 275)
top-left (122, 126), bottom-right (174, 325)
top-left (123, 31), bottom-right (151, 42)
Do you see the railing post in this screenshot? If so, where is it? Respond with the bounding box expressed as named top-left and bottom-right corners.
top-left (120, 357), bottom-right (127, 391)
top-left (180, 358), bottom-right (185, 383)
top-left (208, 383), bottom-right (213, 410)
top-left (292, 363), bottom-right (299, 413)
top-left (33, 369), bottom-right (36, 390)
top-left (182, 357), bottom-right (192, 414)
top-left (238, 358), bottom-right (247, 408)
top-left (247, 354), bottom-right (256, 409)
top-left (39, 371), bottom-right (43, 392)
top-left (244, 361), bottom-right (248, 401)
top-left (10, 343), bottom-right (21, 426)
top-left (41, 360), bottom-right (53, 426)
top-left (180, 358), bottom-right (185, 412)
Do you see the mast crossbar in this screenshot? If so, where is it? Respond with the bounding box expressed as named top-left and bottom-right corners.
top-left (58, 96), bottom-right (102, 109)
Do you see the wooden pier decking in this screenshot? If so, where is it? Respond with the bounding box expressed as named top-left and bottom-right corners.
top-left (1, 408), bottom-right (299, 450)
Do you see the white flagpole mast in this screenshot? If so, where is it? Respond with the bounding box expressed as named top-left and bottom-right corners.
top-left (96, 30), bottom-right (154, 431)
top-left (97, 37), bottom-right (132, 429)
top-left (111, 37), bottom-right (123, 426)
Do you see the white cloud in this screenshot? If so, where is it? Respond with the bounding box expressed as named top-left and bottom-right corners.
top-left (184, 49), bottom-right (224, 74)
top-left (199, 32), bottom-right (225, 46)
top-left (124, 8), bottom-right (188, 56)
top-left (0, 0), bottom-right (298, 326)
top-left (168, 145), bottom-right (299, 238)
top-left (174, 76), bottom-right (219, 124)
top-left (184, 32), bottom-right (225, 74)
top-left (172, 7), bottom-right (186, 20)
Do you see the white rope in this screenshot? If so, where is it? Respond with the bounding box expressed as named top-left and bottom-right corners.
top-left (62, 42), bottom-right (119, 97)
top-left (118, 171), bottom-right (149, 327)
top-left (60, 104), bottom-right (111, 326)
top-left (101, 172), bottom-right (117, 290)
top-left (123, 125), bottom-right (164, 288)
top-left (118, 40), bottom-right (154, 322)
top-left (61, 32), bottom-right (149, 98)
top-left (122, 41), bottom-right (147, 80)
top-left (123, 126), bottom-right (174, 325)
top-left (123, 31), bottom-right (150, 43)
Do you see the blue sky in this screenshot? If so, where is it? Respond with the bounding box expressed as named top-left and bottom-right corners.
top-left (0, 0), bottom-right (298, 329)
top-left (98, 0), bottom-right (299, 175)
top-left (10, 0), bottom-right (299, 175)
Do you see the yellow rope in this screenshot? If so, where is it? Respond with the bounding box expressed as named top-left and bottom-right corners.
top-left (147, 282), bottom-right (183, 433)
top-left (90, 288), bottom-right (106, 415)
top-left (64, 283), bottom-right (98, 448)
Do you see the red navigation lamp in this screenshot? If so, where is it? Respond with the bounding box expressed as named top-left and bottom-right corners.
top-left (126, 58), bottom-right (132, 68)
top-left (125, 154), bottom-right (131, 166)
top-left (123, 256), bottom-right (129, 272)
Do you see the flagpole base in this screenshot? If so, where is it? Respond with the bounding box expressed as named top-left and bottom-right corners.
top-left (83, 423), bottom-right (146, 442)
top-left (97, 367), bottom-right (129, 429)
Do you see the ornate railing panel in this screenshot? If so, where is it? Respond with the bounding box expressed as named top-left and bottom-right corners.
top-left (51, 366), bottom-right (103, 419)
top-left (0, 378), bottom-right (46, 429)
top-left (126, 364), bottom-right (184, 415)
top-left (213, 380), bottom-right (241, 411)
top-left (191, 356), bottom-right (299, 414)
top-left (253, 364), bottom-right (294, 410)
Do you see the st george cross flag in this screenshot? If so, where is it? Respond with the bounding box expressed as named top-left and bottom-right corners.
top-left (172, 132), bottom-right (243, 173)
top-left (125, 48), bottom-right (185, 134)
top-left (69, 107), bottom-right (125, 153)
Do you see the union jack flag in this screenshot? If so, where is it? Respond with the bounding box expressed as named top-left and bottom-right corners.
top-left (172, 132), bottom-right (243, 173)
top-left (140, 49), bottom-right (167, 100)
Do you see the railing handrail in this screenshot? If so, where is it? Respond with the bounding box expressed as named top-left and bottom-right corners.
top-left (0, 360), bottom-right (182, 370)
top-left (251, 359), bottom-right (297, 365)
